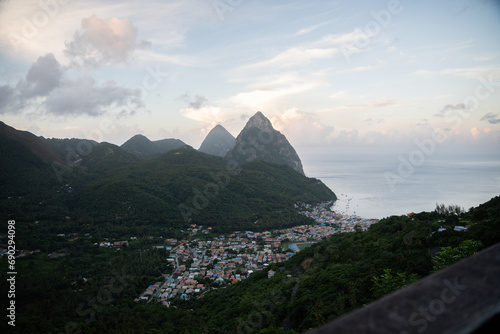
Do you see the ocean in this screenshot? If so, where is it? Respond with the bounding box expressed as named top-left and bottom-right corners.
top-left (301, 152), bottom-right (500, 219)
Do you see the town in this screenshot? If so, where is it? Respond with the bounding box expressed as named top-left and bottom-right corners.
top-left (0, 204), bottom-right (379, 305)
top-left (135, 203), bottom-right (379, 306)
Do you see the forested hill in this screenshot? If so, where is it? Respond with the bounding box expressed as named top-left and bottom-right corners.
top-left (62, 146), bottom-right (336, 233)
top-left (1, 120), bottom-right (335, 233)
top-left (1, 141), bottom-right (336, 233)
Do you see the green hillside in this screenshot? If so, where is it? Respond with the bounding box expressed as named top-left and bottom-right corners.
top-left (161, 197), bottom-right (500, 333)
top-left (0, 134), bottom-right (59, 196)
top-left (120, 134), bottom-right (187, 159)
top-left (1, 120), bottom-right (335, 235)
top-left (44, 137), bottom-right (99, 164)
top-left (64, 147), bottom-right (336, 233)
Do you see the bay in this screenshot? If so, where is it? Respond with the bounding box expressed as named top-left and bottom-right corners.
top-left (301, 152), bottom-right (500, 219)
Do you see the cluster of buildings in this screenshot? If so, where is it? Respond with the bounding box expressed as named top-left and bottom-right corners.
top-left (297, 202), bottom-right (379, 233)
top-left (137, 205), bottom-right (380, 304)
top-left (137, 230), bottom-right (297, 304)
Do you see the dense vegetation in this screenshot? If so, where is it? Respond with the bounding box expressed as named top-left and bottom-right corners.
top-left (65, 147), bottom-right (335, 233)
top-left (120, 134), bottom-right (186, 160)
top-left (1, 196), bottom-right (498, 333)
top-left (1, 143), bottom-right (335, 236)
top-left (183, 197), bottom-right (500, 333)
top-left (0, 135), bottom-right (60, 196)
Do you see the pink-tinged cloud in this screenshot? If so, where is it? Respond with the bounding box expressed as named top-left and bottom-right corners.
top-left (65, 16), bottom-right (150, 67)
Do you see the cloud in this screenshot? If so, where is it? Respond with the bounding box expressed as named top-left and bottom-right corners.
top-left (365, 100), bottom-right (394, 108)
top-left (236, 46), bottom-right (338, 72)
top-left (339, 99), bottom-right (395, 109)
top-left (364, 118), bottom-right (385, 126)
top-left (435, 103), bottom-right (469, 118)
top-left (45, 77), bottom-right (144, 117)
top-left (414, 66), bottom-right (500, 80)
top-left (269, 108), bottom-right (335, 146)
top-left (0, 85), bottom-right (16, 111)
top-left (16, 53), bottom-right (62, 98)
top-left (229, 83), bottom-right (318, 110)
top-left (315, 29), bottom-right (368, 48)
top-left (189, 95), bottom-right (208, 109)
top-left (178, 73), bottom-right (323, 126)
top-left (0, 53), bottom-right (144, 117)
top-left (177, 93), bottom-right (208, 109)
top-left (470, 127), bottom-right (480, 137)
top-left (293, 21), bottom-right (332, 37)
top-left (179, 105), bottom-right (225, 124)
top-left (65, 16), bottom-right (150, 67)
top-left (333, 60), bottom-right (387, 74)
top-left (481, 112), bottom-right (500, 124)
top-left (415, 119), bottom-right (429, 127)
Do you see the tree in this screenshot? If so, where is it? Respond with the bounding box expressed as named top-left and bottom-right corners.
top-left (432, 240), bottom-right (483, 272)
top-left (371, 269), bottom-right (420, 299)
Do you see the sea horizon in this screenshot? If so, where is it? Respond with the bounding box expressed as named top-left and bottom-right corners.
top-left (301, 151), bottom-right (500, 219)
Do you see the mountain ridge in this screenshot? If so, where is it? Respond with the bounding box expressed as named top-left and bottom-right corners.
top-left (66, 146), bottom-right (335, 232)
top-left (0, 121), bottom-right (336, 233)
top-left (120, 134), bottom-right (187, 159)
top-left (0, 121), bottom-right (64, 165)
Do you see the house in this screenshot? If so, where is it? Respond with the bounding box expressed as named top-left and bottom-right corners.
top-left (267, 269), bottom-right (276, 278)
top-left (114, 241), bottom-right (129, 247)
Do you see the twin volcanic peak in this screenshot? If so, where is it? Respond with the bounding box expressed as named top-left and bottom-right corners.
top-left (198, 124), bottom-right (235, 157)
top-left (225, 111), bottom-right (305, 175)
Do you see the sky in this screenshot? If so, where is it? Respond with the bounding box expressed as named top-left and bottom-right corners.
top-left (1, 0), bottom-right (500, 158)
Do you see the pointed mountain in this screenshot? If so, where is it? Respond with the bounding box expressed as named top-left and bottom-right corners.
top-left (121, 134), bottom-right (187, 159)
top-left (199, 124), bottom-right (235, 157)
top-left (225, 112), bottom-right (305, 175)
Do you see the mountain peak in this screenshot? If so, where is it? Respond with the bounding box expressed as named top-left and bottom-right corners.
top-left (199, 124), bottom-right (235, 157)
top-left (121, 134), bottom-right (186, 159)
top-left (226, 112), bottom-right (305, 175)
top-left (245, 111), bottom-right (273, 131)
